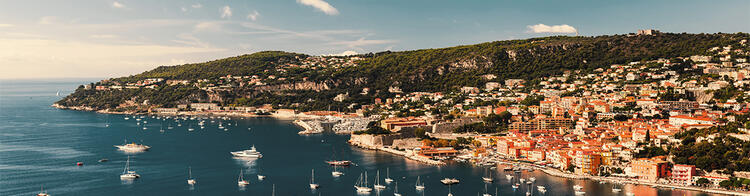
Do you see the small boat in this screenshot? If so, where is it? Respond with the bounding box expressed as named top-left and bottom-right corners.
top-left (237, 170), bottom-right (249, 186)
top-left (482, 168), bottom-right (493, 182)
top-left (374, 170), bottom-right (386, 189)
top-left (448, 184), bottom-right (454, 196)
top-left (37, 185), bottom-right (50, 196)
top-left (257, 174), bottom-right (266, 180)
top-left (612, 188), bottom-right (622, 192)
top-left (76, 162), bottom-right (83, 166)
top-left (575, 190), bottom-right (586, 195)
top-left (626, 193), bottom-right (635, 196)
top-left (309, 169), bottom-right (320, 189)
top-left (529, 177), bottom-right (536, 183)
top-left (394, 181), bottom-right (401, 196)
top-left (98, 159), bottom-right (108, 163)
top-left (440, 178), bottom-right (460, 185)
top-left (187, 167), bottom-right (196, 185)
top-left (506, 174), bottom-right (513, 180)
top-left (573, 184), bottom-right (583, 190)
top-left (120, 156), bottom-right (140, 180)
top-left (354, 172), bottom-right (372, 193)
top-left (384, 168), bottom-right (394, 183)
top-left (332, 165), bottom-right (343, 177)
top-left (231, 145), bottom-right (263, 158)
top-left (482, 183), bottom-right (491, 196)
top-left (520, 178), bottom-right (525, 183)
top-left (512, 184), bottom-right (519, 189)
top-left (415, 176), bottom-right (425, 190)
top-left (326, 160), bottom-right (351, 166)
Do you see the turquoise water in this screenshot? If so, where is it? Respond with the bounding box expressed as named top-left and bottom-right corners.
top-left (0, 79), bottom-right (717, 196)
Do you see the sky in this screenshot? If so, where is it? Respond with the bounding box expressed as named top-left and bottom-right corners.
top-left (0, 0), bottom-right (748, 79)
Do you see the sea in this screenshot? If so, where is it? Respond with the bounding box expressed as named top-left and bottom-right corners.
top-left (0, 79), bottom-right (718, 196)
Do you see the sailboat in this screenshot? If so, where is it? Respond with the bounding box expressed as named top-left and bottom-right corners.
top-left (482, 183), bottom-right (491, 196)
top-left (415, 176), bottom-right (425, 190)
top-left (188, 124), bottom-right (194, 132)
top-left (354, 172), bottom-right (372, 193)
top-left (447, 184), bottom-right (454, 196)
top-left (257, 168), bottom-right (267, 180)
top-left (374, 170), bottom-right (386, 189)
top-left (120, 156), bottom-right (140, 180)
top-left (37, 185), bottom-right (50, 196)
top-left (187, 167), bottom-right (196, 185)
top-left (394, 181), bottom-right (402, 196)
top-left (332, 165), bottom-right (343, 177)
top-left (482, 168), bottom-right (493, 182)
top-left (237, 169), bottom-right (249, 186)
top-left (384, 168), bottom-right (394, 183)
top-left (309, 169), bottom-right (320, 189)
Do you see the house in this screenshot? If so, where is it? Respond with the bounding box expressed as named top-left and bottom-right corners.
top-left (630, 157), bottom-right (670, 182)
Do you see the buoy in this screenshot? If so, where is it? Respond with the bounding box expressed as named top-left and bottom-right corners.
top-left (76, 162), bottom-right (84, 166)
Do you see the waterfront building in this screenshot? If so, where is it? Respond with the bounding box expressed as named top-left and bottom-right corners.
top-left (574, 150), bottom-right (602, 175)
top-left (671, 165), bottom-right (697, 186)
top-left (631, 157), bottom-right (670, 182)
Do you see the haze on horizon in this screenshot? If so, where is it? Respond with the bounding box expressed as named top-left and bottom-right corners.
top-left (0, 0), bottom-right (748, 79)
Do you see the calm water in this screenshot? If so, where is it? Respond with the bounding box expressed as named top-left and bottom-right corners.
top-left (0, 79), bottom-right (718, 196)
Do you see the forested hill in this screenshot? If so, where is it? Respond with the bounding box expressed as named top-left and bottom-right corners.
top-left (58, 32), bottom-right (749, 111)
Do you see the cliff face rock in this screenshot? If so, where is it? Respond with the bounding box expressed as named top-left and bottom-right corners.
top-left (449, 55), bottom-right (493, 70)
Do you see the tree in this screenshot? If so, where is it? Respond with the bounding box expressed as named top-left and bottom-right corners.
top-left (719, 180), bottom-right (732, 189)
top-left (415, 128), bottom-right (427, 139)
top-left (696, 178), bottom-right (710, 187)
top-left (567, 163), bottom-right (575, 173)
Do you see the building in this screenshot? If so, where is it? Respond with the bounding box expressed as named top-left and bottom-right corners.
top-left (669, 115), bottom-right (715, 127)
top-left (671, 165), bottom-right (697, 186)
top-left (637, 29), bottom-right (660, 35)
top-left (631, 157), bottom-right (670, 182)
top-left (575, 150), bottom-right (602, 175)
top-left (416, 146), bottom-right (458, 158)
top-left (190, 103), bottom-right (221, 111)
top-left (509, 117), bottom-right (574, 131)
top-left (380, 117), bottom-right (428, 132)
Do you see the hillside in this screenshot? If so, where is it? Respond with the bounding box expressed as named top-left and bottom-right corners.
top-left (56, 32), bottom-right (750, 111)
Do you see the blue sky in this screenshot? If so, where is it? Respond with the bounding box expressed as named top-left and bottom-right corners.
top-left (0, 0), bottom-right (748, 79)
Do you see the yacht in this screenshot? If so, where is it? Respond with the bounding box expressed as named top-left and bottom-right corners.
top-left (187, 167), bottom-right (196, 185)
top-left (332, 165), bottom-right (343, 177)
top-left (374, 170), bottom-right (386, 189)
top-left (440, 178), bottom-right (460, 185)
top-left (393, 182), bottom-right (401, 196)
top-left (231, 145), bottom-right (263, 158)
top-left (573, 184), bottom-right (583, 190)
top-left (354, 172), bottom-right (372, 193)
top-left (309, 169), bottom-right (320, 189)
top-left (575, 190), bottom-right (586, 195)
top-left (237, 170), bottom-right (249, 186)
top-left (506, 174), bottom-right (513, 180)
top-left (384, 168), bottom-right (394, 183)
top-left (37, 185), bottom-right (49, 196)
top-left (120, 156), bottom-right (140, 180)
top-left (415, 176), bottom-right (425, 190)
top-left (114, 141), bottom-right (151, 152)
top-left (257, 174), bottom-right (266, 180)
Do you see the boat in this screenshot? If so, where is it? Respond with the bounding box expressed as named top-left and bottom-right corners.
top-left (415, 176), bottom-right (425, 190)
top-left (573, 184), bottom-right (583, 190)
top-left (384, 168), bottom-right (394, 183)
top-left (482, 183), bottom-right (491, 196)
top-left (506, 174), bottom-right (513, 180)
top-left (612, 188), bottom-right (622, 192)
top-left (626, 193), bottom-right (635, 196)
top-left (529, 177), bottom-right (536, 183)
top-left (448, 184), bottom-right (454, 196)
top-left (120, 156), bottom-right (140, 180)
top-left (257, 174), bottom-right (266, 180)
top-left (115, 141), bottom-right (151, 152)
top-left (482, 168), bottom-right (493, 182)
top-left (354, 172), bottom-right (372, 193)
top-left (575, 190), bottom-right (586, 195)
top-left (326, 160), bottom-right (351, 166)
top-left (76, 162), bottom-right (83, 166)
top-left (440, 178), bottom-right (460, 185)
top-left (98, 158), bottom-right (108, 162)
top-left (374, 170), bottom-right (386, 189)
top-left (237, 169), bottom-right (249, 186)
top-left (187, 167), bottom-right (196, 185)
top-left (520, 178), bottom-right (526, 183)
top-left (309, 169), bottom-right (320, 189)
top-left (231, 145), bottom-right (263, 158)
top-left (332, 165), bottom-right (343, 177)
top-left (37, 185), bottom-right (49, 196)
top-left (187, 124), bottom-right (194, 132)
top-left (393, 181), bottom-right (401, 196)
top-left (512, 184), bottom-right (519, 189)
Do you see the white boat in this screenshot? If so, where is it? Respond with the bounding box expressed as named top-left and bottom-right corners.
top-left (529, 177), bottom-right (536, 182)
top-left (626, 193), bottom-right (635, 196)
top-left (612, 188), bottom-right (622, 192)
top-left (482, 183), bottom-right (491, 196)
top-left (415, 176), bottom-right (425, 190)
top-left (309, 169), bottom-right (320, 189)
top-left (114, 141), bottom-right (151, 152)
top-left (512, 184), bottom-right (519, 189)
top-left (332, 165), bottom-right (343, 177)
top-left (440, 178), bottom-right (460, 185)
top-left (257, 174), bottom-right (266, 180)
top-left (573, 184), bottom-right (583, 190)
top-left (506, 174), bottom-right (513, 180)
top-left (354, 172), bottom-right (372, 193)
top-left (520, 178), bottom-right (526, 183)
top-left (187, 167), bottom-right (196, 185)
top-left (237, 169), bottom-right (249, 186)
top-left (384, 168), bottom-right (394, 183)
top-left (374, 170), bottom-right (386, 189)
top-left (37, 185), bottom-right (50, 196)
top-left (482, 168), bottom-right (493, 182)
top-left (393, 181), bottom-right (401, 196)
top-left (537, 185), bottom-right (546, 191)
top-left (575, 190), bottom-right (586, 195)
top-left (120, 156), bottom-right (140, 180)
top-left (231, 145), bottom-right (263, 158)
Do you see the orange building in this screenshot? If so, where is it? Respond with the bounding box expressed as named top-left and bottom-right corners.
top-left (631, 157), bottom-right (670, 182)
top-left (575, 150), bottom-right (601, 175)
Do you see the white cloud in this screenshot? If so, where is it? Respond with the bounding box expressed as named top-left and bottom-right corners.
top-left (91, 34), bottom-right (119, 39)
top-left (527, 24), bottom-right (577, 34)
top-left (0, 24), bottom-right (13, 27)
top-left (325, 50), bottom-right (358, 56)
top-left (328, 37), bottom-right (396, 48)
top-left (191, 3), bottom-right (202, 9)
top-left (220, 6), bottom-right (232, 19)
top-left (247, 10), bottom-right (260, 21)
top-left (38, 16), bottom-right (57, 25)
top-left (112, 1), bottom-right (125, 8)
top-left (296, 0), bottom-right (339, 15)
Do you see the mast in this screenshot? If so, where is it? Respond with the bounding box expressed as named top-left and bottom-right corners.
top-left (311, 169), bottom-right (315, 184)
top-left (123, 156), bottom-right (130, 174)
